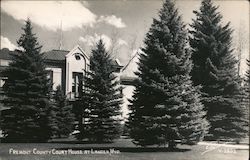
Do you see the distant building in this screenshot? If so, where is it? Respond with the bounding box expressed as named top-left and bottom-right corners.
top-left (0, 45), bottom-right (123, 101)
top-left (0, 45), bottom-right (141, 121)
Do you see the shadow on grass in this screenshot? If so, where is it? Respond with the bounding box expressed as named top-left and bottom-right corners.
top-left (236, 148), bottom-right (249, 151)
top-left (49, 140), bottom-right (114, 144)
top-left (55, 147), bottom-right (191, 152)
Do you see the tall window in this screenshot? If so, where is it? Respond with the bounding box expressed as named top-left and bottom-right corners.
top-left (47, 70), bottom-right (53, 89)
top-left (72, 72), bottom-right (83, 98)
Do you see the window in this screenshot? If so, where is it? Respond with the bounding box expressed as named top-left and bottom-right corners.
top-left (72, 72), bottom-right (83, 98)
top-left (75, 53), bottom-right (81, 60)
top-left (47, 70), bottom-right (53, 88)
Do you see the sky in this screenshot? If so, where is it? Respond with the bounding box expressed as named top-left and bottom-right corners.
top-left (1, 0), bottom-right (249, 75)
top-left (1, 0), bottom-right (249, 76)
top-left (0, 0), bottom-right (249, 118)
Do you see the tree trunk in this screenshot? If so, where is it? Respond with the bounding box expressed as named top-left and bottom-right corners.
top-left (168, 140), bottom-right (176, 150)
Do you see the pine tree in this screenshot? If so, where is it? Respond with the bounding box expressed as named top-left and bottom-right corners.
top-left (242, 60), bottom-right (250, 136)
top-left (0, 19), bottom-right (53, 142)
top-left (127, 0), bottom-right (208, 148)
top-left (189, 0), bottom-right (248, 140)
top-left (52, 85), bottom-right (75, 138)
top-left (79, 39), bottom-right (123, 143)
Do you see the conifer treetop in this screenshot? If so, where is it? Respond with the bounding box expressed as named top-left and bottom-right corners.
top-left (17, 18), bottom-right (42, 54)
top-left (139, 0), bottom-right (192, 80)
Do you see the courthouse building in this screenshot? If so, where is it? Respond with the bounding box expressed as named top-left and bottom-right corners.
top-left (0, 45), bottom-right (123, 101)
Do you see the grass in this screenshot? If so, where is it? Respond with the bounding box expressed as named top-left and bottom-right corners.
top-left (0, 138), bottom-right (248, 160)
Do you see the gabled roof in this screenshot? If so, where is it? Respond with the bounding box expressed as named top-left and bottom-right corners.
top-left (111, 59), bottom-right (123, 69)
top-left (43, 49), bottom-right (69, 61)
top-left (65, 45), bottom-right (89, 60)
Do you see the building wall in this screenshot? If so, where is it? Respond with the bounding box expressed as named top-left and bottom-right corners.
top-left (44, 61), bottom-right (66, 94)
top-left (0, 46), bottom-right (90, 99)
top-left (65, 46), bottom-right (89, 99)
top-left (0, 63), bottom-right (63, 91)
top-left (0, 59), bottom-right (10, 67)
top-left (0, 60), bottom-right (11, 88)
top-left (122, 85), bottom-right (135, 120)
top-left (46, 67), bottom-right (62, 90)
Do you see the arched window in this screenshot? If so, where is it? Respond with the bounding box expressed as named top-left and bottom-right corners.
top-left (75, 53), bottom-right (81, 60)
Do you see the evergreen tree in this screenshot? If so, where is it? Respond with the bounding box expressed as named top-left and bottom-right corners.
top-left (127, 0), bottom-right (208, 148)
top-left (0, 19), bottom-right (52, 142)
top-left (79, 39), bottom-right (123, 143)
top-left (189, 0), bottom-right (248, 140)
top-left (246, 59), bottom-right (250, 115)
top-left (243, 60), bottom-right (250, 135)
top-left (52, 85), bottom-right (75, 138)
top-left (245, 60), bottom-right (250, 94)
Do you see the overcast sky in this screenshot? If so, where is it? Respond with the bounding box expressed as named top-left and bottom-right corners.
top-left (1, 0), bottom-right (249, 76)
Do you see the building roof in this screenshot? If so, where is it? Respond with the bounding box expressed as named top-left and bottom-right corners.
top-left (120, 76), bottom-right (137, 85)
top-left (111, 59), bottom-right (123, 69)
top-left (0, 48), bottom-right (70, 61)
top-left (0, 48), bottom-right (123, 67)
top-left (43, 49), bottom-right (69, 61)
top-left (0, 48), bottom-right (15, 60)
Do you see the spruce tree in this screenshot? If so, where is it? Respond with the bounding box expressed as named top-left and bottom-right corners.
top-left (0, 19), bottom-right (52, 142)
top-left (52, 85), bottom-right (75, 138)
top-left (243, 60), bottom-right (250, 135)
top-left (246, 60), bottom-right (250, 94)
top-left (246, 59), bottom-right (250, 116)
top-left (189, 0), bottom-right (248, 140)
top-left (127, 0), bottom-right (208, 148)
top-left (80, 39), bottom-right (123, 143)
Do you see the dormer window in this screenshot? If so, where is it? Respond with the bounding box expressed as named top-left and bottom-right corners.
top-left (75, 53), bottom-right (81, 60)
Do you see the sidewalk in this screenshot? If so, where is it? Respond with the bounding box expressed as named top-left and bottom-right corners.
top-left (198, 141), bottom-right (249, 149)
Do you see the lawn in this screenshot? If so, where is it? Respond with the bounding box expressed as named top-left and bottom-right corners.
top-left (0, 139), bottom-right (248, 160)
